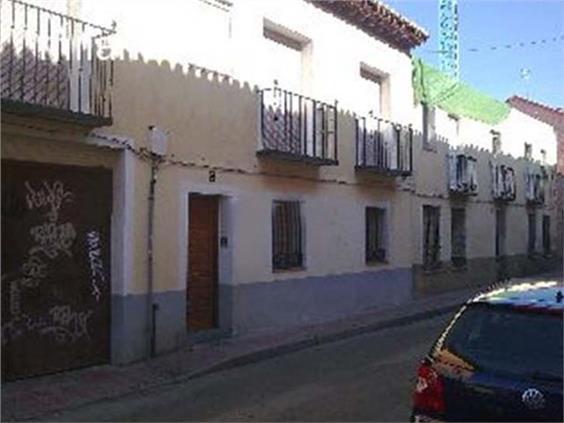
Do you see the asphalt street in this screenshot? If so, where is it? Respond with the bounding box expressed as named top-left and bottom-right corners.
top-left (47, 313), bottom-right (453, 422)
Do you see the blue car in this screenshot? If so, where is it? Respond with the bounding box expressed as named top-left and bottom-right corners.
top-left (411, 279), bottom-right (563, 422)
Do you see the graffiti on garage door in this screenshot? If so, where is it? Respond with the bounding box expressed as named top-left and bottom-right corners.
top-left (1, 160), bottom-right (112, 380)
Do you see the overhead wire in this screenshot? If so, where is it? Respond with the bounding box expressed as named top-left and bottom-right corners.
top-left (424, 34), bottom-right (564, 54)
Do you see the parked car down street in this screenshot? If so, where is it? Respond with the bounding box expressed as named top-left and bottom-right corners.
top-left (411, 279), bottom-right (564, 422)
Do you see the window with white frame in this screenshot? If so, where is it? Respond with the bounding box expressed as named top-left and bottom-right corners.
top-left (524, 143), bottom-right (533, 160)
top-left (359, 66), bottom-right (384, 117)
top-left (272, 201), bottom-right (303, 270)
top-left (491, 131), bottom-right (502, 154)
top-left (446, 114), bottom-right (460, 141)
top-left (422, 103), bottom-right (436, 149)
top-left (262, 23), bottom-right (304, 92)
top-left (366, 207), bottom-right (386, 263)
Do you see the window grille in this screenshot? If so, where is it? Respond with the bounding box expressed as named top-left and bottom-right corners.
top-left (366, 207), bottom-right (386, 263)
top-left (451, 208), bottom-right (466, 267)
top-left (495, 208), bottom-right (506, 257)
top-left (542, 215), bottom-right (551, 255)
top-left (527, 211), bottom-right (536, 255)
top-left (272, 201), bottom-right (303, 270)
top-left (423, 205), bottom-right (441, 269)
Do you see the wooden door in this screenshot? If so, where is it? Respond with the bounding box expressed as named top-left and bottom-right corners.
top-left (187, 194), bottom-right (218, 331)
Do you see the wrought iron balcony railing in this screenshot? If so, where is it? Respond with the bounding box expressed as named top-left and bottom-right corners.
top-left (525, 168), bottom-right (546, 205)
top-left (1, 0), bottom-right (114, 125)
top-left (355, 115), bottom-right (413, 176)
top-left (258, 86), bottom-right (338, 165)
top-left (448, 153), bottom-right (478, 196)
top-left (492, 163), bottom-right (516, 201)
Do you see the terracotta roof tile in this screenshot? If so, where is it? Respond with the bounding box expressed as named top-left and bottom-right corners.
top-left (507, 95), bottom-right (564, 129)
top-left (308, 0), bottom-right (428, 53)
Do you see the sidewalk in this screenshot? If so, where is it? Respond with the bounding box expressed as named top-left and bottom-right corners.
top-left (2, 272), bottom-right (561, 422)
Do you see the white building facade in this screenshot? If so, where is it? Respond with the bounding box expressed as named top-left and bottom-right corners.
top-left (1, 0), bottom-right (561, 379)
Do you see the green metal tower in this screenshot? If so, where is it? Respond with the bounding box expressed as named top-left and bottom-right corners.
top-left (438, 0), bottom-right (460, 80)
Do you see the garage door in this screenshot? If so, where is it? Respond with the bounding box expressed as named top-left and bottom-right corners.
top-left (1, 160), bottom-right (112, 381)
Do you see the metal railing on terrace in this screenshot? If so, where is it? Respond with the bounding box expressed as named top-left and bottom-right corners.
top-left (258, 86), bottom-right (338, 165)
top-left (448, 153), bottom-right (478, 196)
top-left (525, 168), bottom-right (546, 205)
top-left (355, 115), bottom-right (413, 176)
top-left (492, 163), bottom-right (516, 202)
top-left (0, 0), bottom-right (114, 125)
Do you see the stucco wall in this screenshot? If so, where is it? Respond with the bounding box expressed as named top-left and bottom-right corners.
top-left (82, 0), bottom-right (415, 124)
top-left (3, 0), bottom-right (562, 364)
top-left (87, 0), bottom-right (560, 328)
top-left (412, 104), bottom-right (558, 165)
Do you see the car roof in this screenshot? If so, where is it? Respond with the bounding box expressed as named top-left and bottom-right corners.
top-left (469, 279), bottom-right (564, 312)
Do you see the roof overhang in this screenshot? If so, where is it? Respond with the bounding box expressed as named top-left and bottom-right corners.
top-left (507, 96), bottom-right (564, 129)
top-left (308, 0), bottom-right (428, 53)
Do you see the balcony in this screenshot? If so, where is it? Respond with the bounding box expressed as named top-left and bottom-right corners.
top-left (355, 115), bottom-right (412, 176)
top-left (448, 153), bottom-right (478, 196)
top-left (492, 164), bottom-right (516, 201)
top-left (258, 86), bottom-right (338, 165)
top-left (526, 168), bottom-right (546, 205)
top-left (1, 0), bottom-right (114, 126)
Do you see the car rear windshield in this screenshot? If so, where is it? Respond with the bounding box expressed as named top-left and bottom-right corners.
top-left (436, 303), bottom-right (563, 381)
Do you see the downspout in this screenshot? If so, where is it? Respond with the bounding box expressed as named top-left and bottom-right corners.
top-left (147, 154), bottom-right (160, 358)
top-left (145, 125), bottom-right (169, 359)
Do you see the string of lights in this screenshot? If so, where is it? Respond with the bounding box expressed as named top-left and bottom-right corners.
top-left (426, 34), bottom-right (564, 54)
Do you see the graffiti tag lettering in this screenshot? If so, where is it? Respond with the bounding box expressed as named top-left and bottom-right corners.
top-left (29, 222), bottom-right (77, 259)
top-left (86, 231), bottom-right (105, 302)
top-left (1, 305), bottom-right (93, 345)
top-left (25, 180), bottom-right (74, 222)
top-left (3, 179), bottom-right (76, 319)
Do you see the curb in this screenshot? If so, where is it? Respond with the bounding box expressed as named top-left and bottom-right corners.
top-left (186, 302), bottom-right (463, 381)
top-left (22, 302), bottom-right (463, 422)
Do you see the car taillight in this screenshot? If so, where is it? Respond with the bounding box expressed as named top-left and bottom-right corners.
top-left (413, 360), bottom-right (445, 415)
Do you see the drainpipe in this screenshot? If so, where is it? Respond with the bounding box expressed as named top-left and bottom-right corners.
top-left (147, 156), bottom-right (160, 358)
top-left (146, 126), bottom-right (169, 358)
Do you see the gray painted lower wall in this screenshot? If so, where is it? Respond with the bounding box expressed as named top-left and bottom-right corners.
top-left (110, 267), bottom-right (413, 363)
top-left (229, 267), bottom-right (413, 336)
top-left (110, 256), bottom-right (560, 364)
top-left (111, 290), bottom-right (186, 364)
top-left (413, 254), bottom-right (562, 297)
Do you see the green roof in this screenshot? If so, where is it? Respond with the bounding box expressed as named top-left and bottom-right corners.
top-left (412, 58), bottom-right (510, 125)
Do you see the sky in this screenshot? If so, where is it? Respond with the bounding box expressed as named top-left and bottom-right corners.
top-left (387, 0), bottom-right (564, 107)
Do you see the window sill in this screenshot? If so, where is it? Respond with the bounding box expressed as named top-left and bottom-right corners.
top-left (422, 263), bottom-right (444, 274)
top-left (366, 260), bottom-right (389, 267)
top-left (273, 267), bottom-right (306, 274)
